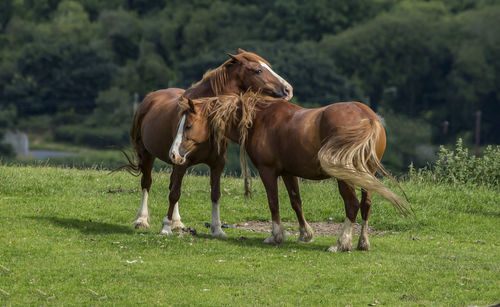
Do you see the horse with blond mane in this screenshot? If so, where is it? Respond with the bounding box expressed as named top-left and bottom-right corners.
top-left (118, 49), bottom-right (292, 237)
top-left (173, 93), bottom-right (410, 252)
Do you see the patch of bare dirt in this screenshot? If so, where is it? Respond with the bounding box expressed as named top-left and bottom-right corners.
top-left (234, 221), bottom-right (389, 236)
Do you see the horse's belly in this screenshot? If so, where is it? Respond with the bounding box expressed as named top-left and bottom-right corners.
top-left (281, 161), bottom-right (329, 180)
top-left (141, 112), bottom-right (177, 163)
top-left (277, 147), bottom-right (328, 180)
top-left (142, 124), bottom-right (173, 163)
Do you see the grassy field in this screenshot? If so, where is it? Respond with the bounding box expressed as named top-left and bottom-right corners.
top-left (0, 165), bottom-right (499, 306)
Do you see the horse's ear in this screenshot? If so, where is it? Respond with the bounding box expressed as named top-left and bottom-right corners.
top-left (237, 48), bottom-right (247, 54)
top-left (227, 53), bottom-right (239, 62)
top-left (187, 99), bottom-right (196, 114)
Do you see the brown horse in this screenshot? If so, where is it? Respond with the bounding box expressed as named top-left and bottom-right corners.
top-left (174, 94), bottom-right (410, 252)
top-left (119, 49), bottom-right (293, 237)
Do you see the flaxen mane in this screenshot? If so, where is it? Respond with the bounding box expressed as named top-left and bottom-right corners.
top-left (178, 91), bottom-right (267, 152)
top-left (179, 91), bottom-right (271, 197)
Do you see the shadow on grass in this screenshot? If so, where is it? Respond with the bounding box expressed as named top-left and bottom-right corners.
top-left (27, 216), bottom-right (134, 235)
top-left (194, 232), bottom-right (333, 252)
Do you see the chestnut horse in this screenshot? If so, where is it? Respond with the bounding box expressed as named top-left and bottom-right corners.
top-left (118, 49), bottom-right (293, 237)
top-left (174, 94), bottom-right (410, 252)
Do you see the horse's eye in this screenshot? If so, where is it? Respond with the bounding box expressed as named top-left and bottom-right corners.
top-left (185, 125), bottom-right (192, 130)
top-left (256, 69), bottom-right (263, 74)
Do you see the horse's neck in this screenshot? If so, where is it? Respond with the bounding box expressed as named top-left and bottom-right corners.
top-left (184, 75), bottom-right (240, 99)
top-left (183, 80), bottom-right (214, 99)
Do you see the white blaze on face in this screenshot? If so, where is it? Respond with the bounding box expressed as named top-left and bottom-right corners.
top-left (259, 61), bottom-right (293, 100)
top-left (169, 114), bottom-right (186, 158)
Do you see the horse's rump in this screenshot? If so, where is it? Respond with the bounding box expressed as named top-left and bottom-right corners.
top-left (318, 118), bottom-right (411, 216)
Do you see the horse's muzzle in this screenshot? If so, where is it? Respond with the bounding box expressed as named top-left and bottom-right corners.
top-left (170, 151), bottom-right (187, 165)
top-left (275, 84), bottom-right (293, 100)
top-left (283, 85), bottom-right (293, 100)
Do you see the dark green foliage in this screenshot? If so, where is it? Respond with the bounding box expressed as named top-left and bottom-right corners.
top-left (322, 2), bottom-right (452, 114)
top-left (0, 106), bottom-right (16, 157)
top-left (444, 6), bottom-right (500, 144)
top-left (241, 42), bottom-right (361, 105)
top-left (380, 109), bottom-right (434, 172)
top-left (0, 0), bottom-right (13, 31)
top-left (0, 0), bottom-right (499, 172)
top-left (4, 42), bottom-right (115, 115)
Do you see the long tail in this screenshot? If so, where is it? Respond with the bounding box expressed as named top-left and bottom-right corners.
top-left (110, 148), bottom-right (141, 176)
top-left (318, 118), bottom-right (411, 216)
top-left (240, 145), bottom-right (251, 198)
top-left (110, 96), bottom-right (152, 177)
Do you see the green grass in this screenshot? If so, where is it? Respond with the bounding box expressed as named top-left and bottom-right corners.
top-left (0, 165), bottom-right (499, 306)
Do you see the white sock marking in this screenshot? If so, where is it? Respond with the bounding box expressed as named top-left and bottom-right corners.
top-left (134, 189), bottom-right (150, 228)
top-left (172, 202), bottom-right (181, 221)
top-left (137, 189), bottom-right (149, 219)
top-left (210, 201), bottom-right (226, 237)
top-left (211, 201), bottom-right (221, 228)
top-left (340, 218), bottom-right (353, 241)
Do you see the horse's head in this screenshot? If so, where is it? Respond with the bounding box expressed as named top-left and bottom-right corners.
top-left (169, 98), bottom-right (211, 165)
top-left (226, 48), bottom-right (293, 100)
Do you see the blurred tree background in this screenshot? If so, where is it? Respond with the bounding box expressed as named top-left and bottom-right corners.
top-left (1, 0), bottom-right (499, 173)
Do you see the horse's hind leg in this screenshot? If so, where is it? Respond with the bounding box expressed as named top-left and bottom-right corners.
top-left (282, 175), bottom-right (314, 243)
top-left (160, 164), bottom-right (187, 235)
top-left (134, 151), bottom-right (155, 229)
top-left (357, 189), bottom-right (371, 251)
top-left (259, 167), bottom-right (286, 244)
top-left (327, 180), bottom-right (360, 252)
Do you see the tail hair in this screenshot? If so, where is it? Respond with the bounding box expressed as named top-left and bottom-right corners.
top-left (240, 145), bottom-right (251, 199)
top-left (110, 94), bottom-right (154, 177)
top-left (110, 148), bottom-right (141, 177)
top-left (318, 118), bottom-right (412, 216)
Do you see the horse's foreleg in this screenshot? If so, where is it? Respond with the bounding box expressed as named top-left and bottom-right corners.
top-left (327, 180), bottom-right (360, 252)
top-left (357, 189), bottom-right (371, 251)
top-left (160, 164), bottom-right (187, 235)
top-left (282, 175), bottom-right (313, 243)
top-left (209, 160), bottom-right (227, 238)
top-left (259, 168), bottom-right (285, 244)
top-left (134, 153), bottom-right (155, 229)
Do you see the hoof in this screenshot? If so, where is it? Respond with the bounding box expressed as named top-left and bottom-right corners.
top-left (134, 218), bottom-right (150, 229)
top-left (263, 234), bottom-right (284, 244)
top-left (297, 224), bottom-right (314, 243)
top-left (210, 224), bottom-right (227, 238)
top-left (326, 245), bottom-right (340, 252)
top-left (327, 242), bottom-right (352, 253)
top-left (159, 219), bottom-right (173, 236)
top-left (357, 239), bottom-right (370, 251)
top-left (159, 228), bottom-right (173, 236)
top-left (211, 230), bottom-right (227, 238)
top-left (297, 236), bottom-right (314, 243)
top-left (264, 222), bottom-right (285, 244)
top-left (263, 236), bottom-right (277, 244)
top-left (171, 220), bottom-right (185, 232)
